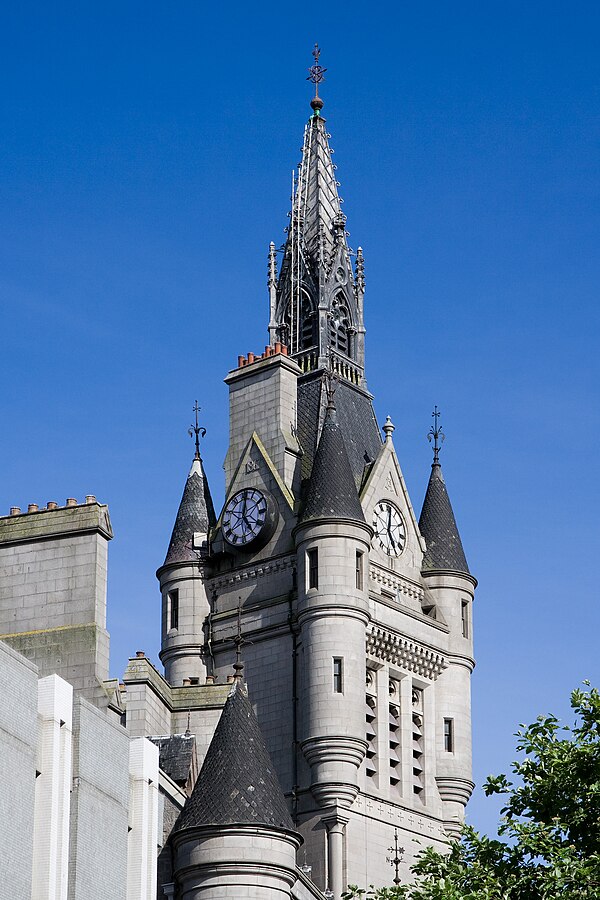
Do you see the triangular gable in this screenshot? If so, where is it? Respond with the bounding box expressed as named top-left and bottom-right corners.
top-left (360, 437), bottom-right (426, 579)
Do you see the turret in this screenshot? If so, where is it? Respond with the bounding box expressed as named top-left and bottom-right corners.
top-left (418, 409), bottom-right (476, 836)
top-left (294, 384), bottom-right (372, 898)
top-left (158, 410), bottom-right (216, 686)
top-left (171, 675), bottom-right (301, 898)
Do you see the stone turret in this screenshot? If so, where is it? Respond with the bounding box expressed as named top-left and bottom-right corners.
top-left (294, 393), bottom-right (372, 899)
top-left (419, 435), bottom-right (476, 836)
top-left (158, 452), bottom-right (216, 686)
top-left (171, 678), bottom-right (301, 898)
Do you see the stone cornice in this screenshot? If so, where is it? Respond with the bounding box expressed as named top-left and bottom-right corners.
top-left (209, 553), bottom-right (295, 592)
top-left (369, 564), bottom-right (424, 602)
top-left (366, 624), bottom-right (448, 679)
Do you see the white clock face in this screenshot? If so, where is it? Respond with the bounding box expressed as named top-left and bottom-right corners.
top-left (222, 488), bottom-right (269, 547)
top-left (372, 501), bottom-right (406, 557)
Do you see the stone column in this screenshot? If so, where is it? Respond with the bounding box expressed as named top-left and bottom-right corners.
top-left (323, 813), bottom-right (349, 900)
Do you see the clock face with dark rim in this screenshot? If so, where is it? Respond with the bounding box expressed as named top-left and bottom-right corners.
top-left (222, 488), bottom-right (272, 548)
top-left (372, 500), bottom-right (406, 557)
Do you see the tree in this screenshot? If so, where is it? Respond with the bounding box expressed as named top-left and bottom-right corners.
top-left (343, 684), bottom-right (600, 899)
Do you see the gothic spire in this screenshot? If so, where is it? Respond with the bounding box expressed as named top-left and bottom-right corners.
top-left (418, 412), bottom-right (469, 575)
top-left (270, 47), bottom-right (366, 385)
top-left (163, 411), bottom-right (216, 566)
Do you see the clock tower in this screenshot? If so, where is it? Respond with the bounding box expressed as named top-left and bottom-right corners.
top-left (161, 51), bottom-right (476, 898)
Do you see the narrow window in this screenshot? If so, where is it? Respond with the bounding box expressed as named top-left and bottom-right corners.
top-left (444, 718), bottom-right (454, 752)
top-left (333, 657), bottom-right (344, 693)
top-left (307, 548), bottom-right (319, 590)
top-left (355, 550), bottom-right (364, 590)
top-left (169, 589), bottom-right (179, 630)
top-left (461, 600), bottom-right (469, 638)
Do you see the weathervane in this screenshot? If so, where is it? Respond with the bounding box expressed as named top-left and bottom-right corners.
top-left (427, 405), bottom-right (445, 464)
top-left (188, 401), bottom-right (206, 460)
top-left (307, 43), bottom-right (326, 112)
top-left (386, 829), bottom-right (405, 886)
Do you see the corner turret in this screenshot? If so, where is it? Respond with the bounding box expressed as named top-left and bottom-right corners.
top-left (158, 408), bottom-right (216, 686)
top-left (418, 410), bottom-right (476, 837)
top-left (171, 678), bottom-right (301, 898)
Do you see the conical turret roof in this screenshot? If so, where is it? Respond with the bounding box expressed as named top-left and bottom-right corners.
top-left (164, 456), bottom-right (216, 566)
top-left (173, 679), bottom-right (294, 832)
top-left (419, 463), bottom-right (469, 574)
top-left (299, 401), bottom-right (366, 524)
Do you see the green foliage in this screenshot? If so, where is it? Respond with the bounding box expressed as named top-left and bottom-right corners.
top-left (342, 684), bottom-right (600, 900)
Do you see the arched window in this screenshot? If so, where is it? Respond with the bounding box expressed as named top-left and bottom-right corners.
top-left (329, 294), bottom-right (350, 356)
top-left (282, 289), bottom-right (317, 351)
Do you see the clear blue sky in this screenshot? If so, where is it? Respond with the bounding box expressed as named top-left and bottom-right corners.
top-left (2, 2), bottom-right (599, 839)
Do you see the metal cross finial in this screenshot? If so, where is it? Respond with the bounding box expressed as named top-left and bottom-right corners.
top-left (427, 405), bottom-right (445, 464)
top-left (188, 401), bottom-right (206, 460)
top-left (307, 43), bottom-right (327, 108)
top-left (233, 597), bottom-right (245, 681)
top-left (386, 829), bottom-right (405, 886)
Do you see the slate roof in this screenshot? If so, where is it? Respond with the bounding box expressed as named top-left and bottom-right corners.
top-left (299, 402), bottom-right (367, 524)
top-left (164, 456), bottom-right (216, 566)
top-left (297, 375), bottom-right (381, 493)
top-left (173, 680), bottom-right (294, 833)
top-left (148, 734), bottom-right (195, 786)
top-left (419, 463), bottom-right (470, 574)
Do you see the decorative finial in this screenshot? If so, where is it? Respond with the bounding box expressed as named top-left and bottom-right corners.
top-left (427, 405), bottom-right (445, 464)
top-left (188, 401), bottom-right (206, 460)
top-left (233, 598), bottom-right (245, 682)
top-left (386, 829), bottom-right (405, 886)
top-left (268, 241), bottom-right (277, 289)
top-left (185, 709), bottom-right (191, 736)
top-left (356, 247), bottom-right (365, 293)
top-left (383, 415), bottom-right (395, 442)
top-left (307, 43), bottom-right (326, 114)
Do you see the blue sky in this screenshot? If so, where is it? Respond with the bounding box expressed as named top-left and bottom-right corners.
top-left (1, 2), bottom-right (599, 839)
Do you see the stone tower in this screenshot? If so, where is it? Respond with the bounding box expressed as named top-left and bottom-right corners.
top-left (161, 68), bottom-right (476, 898)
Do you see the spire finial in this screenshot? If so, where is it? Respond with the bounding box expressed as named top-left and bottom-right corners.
top-left (387, 828), bottom-right (405, 886)
top-left (427, 405), bottom-right (445, 465)
top-left (233, 598), bottom-right (245, 682)
top-left (307, 43), bottom-right (326, 114)
top-left (188, 401), bottom-right (206, 460)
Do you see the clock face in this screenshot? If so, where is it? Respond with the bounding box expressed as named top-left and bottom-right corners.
top-left (222, 488), bottom-right (270, 548)
top-left (372, 501), bottom-right (406, 557)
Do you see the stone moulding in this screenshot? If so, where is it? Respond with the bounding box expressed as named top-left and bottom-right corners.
top-left (369, 565), bottom-right (425, 603)
top-left (209, 554), bottom-right (295, 592)
top-left (366, 625), bottom-right (447, 679)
